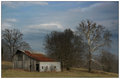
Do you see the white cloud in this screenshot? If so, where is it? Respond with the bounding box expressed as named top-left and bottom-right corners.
top-left (69, 2), bottom-right (118, 13)
top-left (2, 1), bottom-right (48, 8)
top-left (22, 1), bottom-right (118, 35)
top-left (5, 18), bottom-right (17, 22)
top-left (64, 2), bottom-right (118, 31)
top-left (2, 22), bottom-right (12, 29)
top-left (2, 18), bottom-right (17, 30)
top-left (68, 7), bottom-right (82, 12)
top-left (28, 2), bottom-right (48, 5)
top-left (28, 23), bottom-right (64, 31)
top-left (21, 22), bottom-right (65, 34)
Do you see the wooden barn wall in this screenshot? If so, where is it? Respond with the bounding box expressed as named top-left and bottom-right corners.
top-left (13, 53), bottom-right (37, 71)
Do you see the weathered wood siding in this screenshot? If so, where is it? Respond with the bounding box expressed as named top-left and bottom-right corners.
top-left (13, 52), bottom-right (37, 71)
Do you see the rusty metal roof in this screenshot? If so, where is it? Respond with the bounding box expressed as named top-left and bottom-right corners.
top-left (24, 51), bottom-right (55, 62)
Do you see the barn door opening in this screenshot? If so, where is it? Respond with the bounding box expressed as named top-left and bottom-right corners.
top-left (36, 64), bottom-right (39, 72)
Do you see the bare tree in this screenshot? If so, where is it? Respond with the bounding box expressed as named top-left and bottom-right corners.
top-left (44, 29), bottom-right (85, 71)
top-left (76, 20), bottom-right (112, 72)
top-left (2, 29), bottom-right (31, 61)
top-left (100, 50), bottom-right (118, 73)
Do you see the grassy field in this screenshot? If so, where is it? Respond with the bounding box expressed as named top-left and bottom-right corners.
top-left (2, 61), bottom-right (118, 78)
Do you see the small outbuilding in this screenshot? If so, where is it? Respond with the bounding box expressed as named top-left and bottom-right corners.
top-left (13, 50), bottom-right (61, 72)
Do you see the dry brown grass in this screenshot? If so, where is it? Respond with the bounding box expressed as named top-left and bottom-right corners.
top-left (2, 61), bottom-right (118, 78)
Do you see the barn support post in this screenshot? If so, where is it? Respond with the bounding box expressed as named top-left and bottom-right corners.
top-left (61, 61), bottom-right (64, 72)
top-left (12, 55), bottom-right (15, 69)
top-left (30, 58), bottom-right (31, 72)
top-left (22, 54), bottom-right (24, 69)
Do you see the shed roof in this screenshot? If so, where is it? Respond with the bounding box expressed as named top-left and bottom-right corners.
top-left (23, 50), bottom-right (55, 62)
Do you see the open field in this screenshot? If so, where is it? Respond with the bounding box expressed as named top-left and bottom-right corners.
top-left (2, 61), bottom-right (118, 78)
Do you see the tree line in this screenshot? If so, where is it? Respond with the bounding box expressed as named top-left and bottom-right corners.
top-left (44, 20), bottom-right (118, 73)
top-left (2, 20), bottom-right (118, 73)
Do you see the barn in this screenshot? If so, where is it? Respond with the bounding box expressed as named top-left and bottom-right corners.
top-left (13, 50), bottom-right (61, 72)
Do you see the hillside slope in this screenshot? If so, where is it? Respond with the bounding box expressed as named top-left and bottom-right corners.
top-left (2, 61), bottom-right (118, 78)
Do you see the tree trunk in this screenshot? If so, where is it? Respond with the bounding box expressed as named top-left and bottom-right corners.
top-left (88, 46), bottom-right (92, 72)
top-left (88, 56), bottom-right (92, 72)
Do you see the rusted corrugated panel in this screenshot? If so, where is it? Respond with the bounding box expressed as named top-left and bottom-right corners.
top-left (24, 51), bottom-right (55, 62)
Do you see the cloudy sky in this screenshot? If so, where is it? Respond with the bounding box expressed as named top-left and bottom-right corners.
top-left (1, 1), bottom-right (118, 55)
